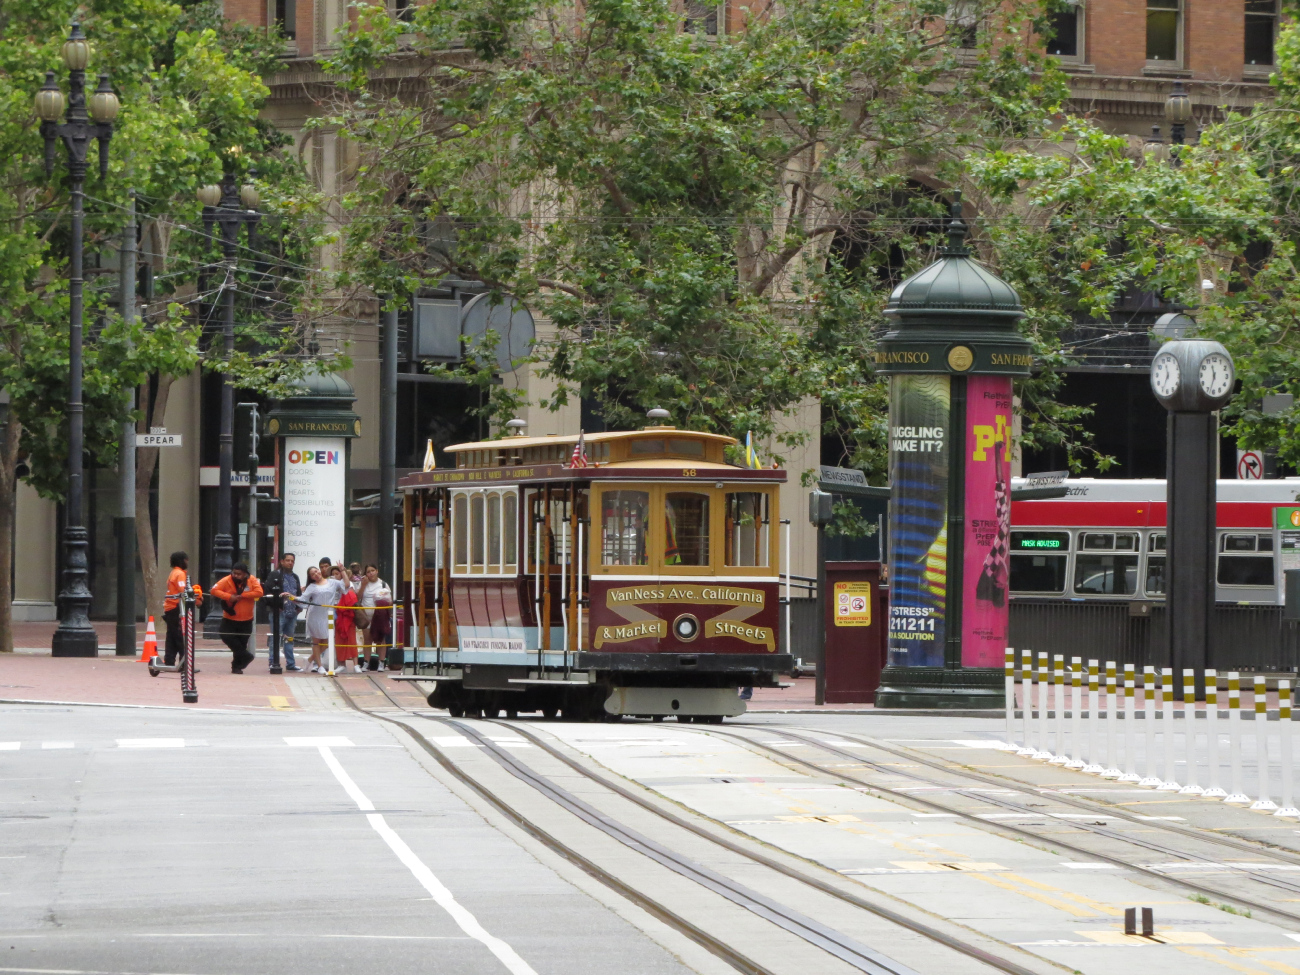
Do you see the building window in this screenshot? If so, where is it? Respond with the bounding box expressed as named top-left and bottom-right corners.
top-left (682, 1), bottom-right (718, 35)
top-left (1245, 0), bottom-right (1278, 66)
top-left (1146, 0), bottom-right (1180, 63)
top-left (1045, 3), bottom-right (1083, 59)
top-left (948, 2), bottom-right (979, 49)
top-left (275, 0), bottom-right (296, 40)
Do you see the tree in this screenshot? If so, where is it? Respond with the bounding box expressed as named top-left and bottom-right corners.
top-left (0, 1), bottom-right (324, 649)
top-left (322, 0), bottom-right (1066, 473)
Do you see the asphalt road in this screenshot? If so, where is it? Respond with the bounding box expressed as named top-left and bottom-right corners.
top-left (0, 702), bottom-right (696, 975)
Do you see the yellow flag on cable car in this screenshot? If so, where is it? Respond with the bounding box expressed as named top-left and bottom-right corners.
top-left (422, 438), bottom-right (435, 472)
top-left (744, 431), bottom-right (762, 470)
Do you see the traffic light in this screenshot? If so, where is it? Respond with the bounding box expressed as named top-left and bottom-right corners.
top-left (234, 402), bottom-right (260, 481)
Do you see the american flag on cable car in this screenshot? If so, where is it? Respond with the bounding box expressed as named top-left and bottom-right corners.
top-left (567, 430), bottom-right (589, 468)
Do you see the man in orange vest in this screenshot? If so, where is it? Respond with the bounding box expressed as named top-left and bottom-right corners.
top-left (210, 561), bottom-right (264, 673)
top-left (163, 552), bottom-right (203, 667)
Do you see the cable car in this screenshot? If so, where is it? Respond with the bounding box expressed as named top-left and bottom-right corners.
top-left (398, 420), bottom-right (794, 720)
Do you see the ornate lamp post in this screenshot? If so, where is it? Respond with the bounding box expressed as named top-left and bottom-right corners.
top-left (197, 171), bottom-right (260, 634)
top-left (35, 23), bottom-right (120, 657)
top-left (1165, 80), bottom-right (1193, 151)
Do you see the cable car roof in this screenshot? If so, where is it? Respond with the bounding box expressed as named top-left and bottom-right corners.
top-left (443, 427), bottom-right (737, 453)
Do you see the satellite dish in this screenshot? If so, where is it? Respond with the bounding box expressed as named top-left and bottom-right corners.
top-left (460, 293), bottom-right (535, 372)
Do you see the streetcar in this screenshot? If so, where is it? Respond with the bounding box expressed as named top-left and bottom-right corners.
top-left (398, 420), bottom-right (792, 720)
top-left (1010, 477), bottom-right (1300, 606)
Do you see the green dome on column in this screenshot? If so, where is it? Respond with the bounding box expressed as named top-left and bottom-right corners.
top-left (266, 363), bottom-right (361, 438)
top-left (876, 192), bottom-right (1033, 376)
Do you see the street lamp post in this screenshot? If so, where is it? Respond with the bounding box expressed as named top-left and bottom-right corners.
top-left (197, 171), bottom-right (260, 634)
top-left (34, 23), bottom-right (120, 657)
top-left (1165, 80), bottom-right (1192, 151)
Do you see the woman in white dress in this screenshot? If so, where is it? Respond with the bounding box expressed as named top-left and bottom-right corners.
top-left (299, 566), bottom-right (340, 673)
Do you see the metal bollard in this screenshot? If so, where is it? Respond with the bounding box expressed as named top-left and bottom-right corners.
top-left (1004, 647), bottom-right (1017, 748)
top-left (1103, 663), bottom-right (1121, 778)
top-left (1051, 655), bottom-right (1068, 765)
top-left (1121, 664), bottom-right (1139, 782)
top-left (1140, 666), bottom-right (1160, 787)
top-left (1067, 657), bottom-right (1084, 770)
top-left (327, 608), bottom-right (337, 677)
top-left (1084, 659), bottom-right (1103, 773)
top-left (1180, 669), bottom-right (1203, 795)
top-left (1036, 651), bottom-right (1051, 759)
top-left (1252, 675), bottom-right (1278, 811)
top-left (1276, 680), bottom-right (1298, 818)
top-left (1018, 649), bottom-right (1035, 756)
top-left (1226, 672), bottom-right (1250, 804)
top-left (1159, 668), bottom-right (1180, 791)
top-left (1204, 670), bottom-right (1226, 799)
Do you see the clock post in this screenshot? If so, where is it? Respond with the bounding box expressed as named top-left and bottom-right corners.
top-left (1149, 340), bottom-right (1235, 693)
top-left (873, 195), bottom-right (1033, 708)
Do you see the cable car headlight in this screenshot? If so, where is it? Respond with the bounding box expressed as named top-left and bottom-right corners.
top-left (673, 614), bottom-right (700, 642)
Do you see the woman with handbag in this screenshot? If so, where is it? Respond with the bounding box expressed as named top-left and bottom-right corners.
top-left (357, 563), bottom-right (393, 672)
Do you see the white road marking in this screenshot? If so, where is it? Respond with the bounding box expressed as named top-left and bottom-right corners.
top-left (116, 739), bottom-right (184, 749)
top-left (1062, 863), bottom-right (1118, 869)
top-left (314, 745), bottom-right (537, 975)
top-left (0, 743), bottom-right (17, 750)
top-left (40, 742), bottom-right (73, 750)
top-left (950, 740), bottom-right (1020, 751)
top-left (129, 932), bottom-right (468, 940)
top-left (284, 736), bottom-right (354, 747)
top-left (430, 736), bottom-right (478, 748)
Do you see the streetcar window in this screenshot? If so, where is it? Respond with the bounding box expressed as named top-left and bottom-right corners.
top-left (668, 438), bottom-right (705, 457)
top-left (470, 493), bottom-right (485, 571)
top-left (630, 439), bottom-right (666, 455)
top-left (1082, 533), bottom-right (1114, 550)
top-left (601, 490), bottom-right (650, 566)
top-left (1073, 554), bottom-right (1139, 595)
top-left (453, 495), bottom-right (468, 571)
top-left (1010, 531), bottom-right (1069, 551)
top-left (504, 493), bottom-right (518, 569)
top-left (1260, 535), bottom-right (1275, 551)
top-left (725, 492), bottom-right (769, 567)
top-left (1009, 554), bottom-right (1068, 592)
top-left (488, 493), bottom-right (502, 573)
top-left (1222, 534), bottom-right (1258, 552)
top-left (1149, 533), bottom-right (1166, 552)
top-left (1146, 556), bottom-right (1166, 595)
top-left (665, 492), bottom-right (710, 566)
top-left (1217, 554), bottom-right (1275, 587)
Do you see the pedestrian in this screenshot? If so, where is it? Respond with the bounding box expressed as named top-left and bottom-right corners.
top-left (349, 561), bottom-right (363, 586)
top-left (335, 576), bottom-right (360, 672)
top-left (356, 564), bottom-right (393, 672)
top-left (265, 552), bottom-right (304, 672)
top-left (300, 565), bottom-right (343, 673)
top-left (162, 551), bottom-right (203, 667)
top-left (210, 561), bottom-right (264, 673)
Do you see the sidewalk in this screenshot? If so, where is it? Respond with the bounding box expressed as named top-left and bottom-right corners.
top-left (13, 619), bottom-right (228, 653)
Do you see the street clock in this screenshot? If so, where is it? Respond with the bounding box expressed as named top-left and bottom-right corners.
top-left (1149, 340), bottom-right (1235, 412)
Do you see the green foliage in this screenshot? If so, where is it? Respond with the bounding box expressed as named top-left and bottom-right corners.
top-left (324, 0), bottom-right (1065, 472)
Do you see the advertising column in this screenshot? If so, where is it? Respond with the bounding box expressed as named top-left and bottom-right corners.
top-left (886, 374), bottom-right (951, 669)
top-left (283, 437), bottom-right (348, 567)
top-left (962, 375), bottom-right (1013, 667)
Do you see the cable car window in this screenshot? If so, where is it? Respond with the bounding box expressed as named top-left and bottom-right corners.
top-left (1222, 534), bottom-right (1258, 552)
top-left (1218, 554), bottom-right (1274, 587)
top-left (601, 490), bottom-right (649, 566)
top-left (1149, 533), bottom-right (1166, 552)
top-left (504, 493), bottom-right (518, 568)
top-left (487, 493), bottom-right (502, 573)
top-left (470, 493), bottom-right (485, 572)
top-left (1073, 554), bottom-right (1139, 595)
top-left (630, 439), bottom-right (666, 455)
top-left (1010, 554), bottom-right (1068, 593)
top-left (668, 439), bottom-right (705, 457)
top-left (665, 492), bottom-right (710, 566)
top-left (1011, 531), bottom-right (1069, 551)
top-left (1146, 556), bottom-right (1166, 595)
top-left (725, 492), bottom-right (769, 566)
top-left (453, 495), bottom-right (468, 571)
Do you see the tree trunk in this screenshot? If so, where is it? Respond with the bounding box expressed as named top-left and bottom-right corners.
top-left (135, 374), bottom-right (174, 626)
top-left (0, 411), bottom-right (23, 653)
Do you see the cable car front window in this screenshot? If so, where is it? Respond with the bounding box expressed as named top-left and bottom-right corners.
top-left (470, 493), bottom-right (485, 572)
top-left (725, 492), bottom-right (769, 566)
top-left (665, 492), bottom-right (710, 566)
top-left (487, 493), bottom-right (502, 573)
top-left (601, 490), bottom-right (649, 566)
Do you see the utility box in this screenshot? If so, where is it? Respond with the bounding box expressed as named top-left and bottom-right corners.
top-left (822, 562), bottom-right (887, 703)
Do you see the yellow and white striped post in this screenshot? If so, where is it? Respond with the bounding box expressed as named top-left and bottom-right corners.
top-left (1275, 680), bottom-right (1298, 818)
top-left (1084, 660), bottom-right (1102, 773)
top-left (1121, 663), bottom-right (1139, 782)
top-left (1252, 675), bottom-right (1278, 811)
top-left (1051, 656), bottom-right (1068, 764)
top-left (1140, 665), bottom-right (1161, 787)
top-left (1103, 661), bottom-right (1121, 778)
top-left (1180, 669), bottom-right (1203, 795)
top-left (1004, 648), bottom-right (1017, 748)
top-left (1036, 651), bottom-right (1052, 758)
top-left (1226, 672), bottom-right (1250, 804)
top-left (1159, 668), bottom-right (1180, 790)
top-left (326, 608), bottom-right (337, 678)
top-left (1018, 649), bottom-right (1036, 756)
top-left (1203, 670), bottom-right (1226, 798)
top-left (1067, 657), bottom-right (1084, 769)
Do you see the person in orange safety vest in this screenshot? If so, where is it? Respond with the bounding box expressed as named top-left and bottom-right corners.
top-left (210, 562), bottom-right (264, 673)
top-left (162, 552), bottom-right (203, 667)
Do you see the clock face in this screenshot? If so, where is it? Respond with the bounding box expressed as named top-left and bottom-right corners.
top-left (1151, 353), bottom-right (1181, 400)
top-left (1198, 352), bottom-right (1233, 399)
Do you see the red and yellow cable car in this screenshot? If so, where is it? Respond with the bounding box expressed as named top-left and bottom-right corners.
top-left (399, 420), bottom-right (793, 720)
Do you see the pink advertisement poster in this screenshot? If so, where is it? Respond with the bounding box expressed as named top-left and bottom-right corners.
top-left (962, 375), bottom-right (1013, 667)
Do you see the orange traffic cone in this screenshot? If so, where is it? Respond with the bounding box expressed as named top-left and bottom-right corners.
top-left (138, 617), bottom-right (157, 663)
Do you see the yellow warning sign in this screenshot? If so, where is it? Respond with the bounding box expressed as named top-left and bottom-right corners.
top-left (833, 582), bottom-right (872, 627)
